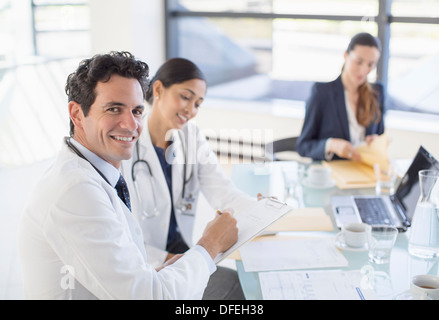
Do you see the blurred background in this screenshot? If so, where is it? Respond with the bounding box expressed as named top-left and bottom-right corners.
top-left (1, 0), bottom-right (439, 166)
top-left (0, 0), bottom-right (438, 299)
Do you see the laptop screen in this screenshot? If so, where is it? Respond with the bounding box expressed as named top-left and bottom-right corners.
top-left (394, 146), bottom-right (439, 222)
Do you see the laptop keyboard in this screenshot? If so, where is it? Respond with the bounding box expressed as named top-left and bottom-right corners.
top-left (354, 197), bottom-right (392, 225)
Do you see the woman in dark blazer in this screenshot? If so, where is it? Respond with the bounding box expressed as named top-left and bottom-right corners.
top-left (296, 33), bottom-right (385, 161)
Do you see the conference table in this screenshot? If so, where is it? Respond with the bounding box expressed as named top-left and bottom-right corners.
top-left (230, 160), bottom-right (439, 300)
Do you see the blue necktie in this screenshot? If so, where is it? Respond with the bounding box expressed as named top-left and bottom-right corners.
top-left (116, 175), bottom-right (131, 211)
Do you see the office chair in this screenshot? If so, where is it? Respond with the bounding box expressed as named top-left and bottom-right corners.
top-left (265, 136), bottom-right (298, 161)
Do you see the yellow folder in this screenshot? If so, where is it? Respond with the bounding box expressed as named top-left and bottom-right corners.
top-left (266, 207), bottom-right (333, 232)
top-left (323, 160), bottom-right (376, 189)
top-left (323, 134), bottom-right (390, 189)
top-left (355, 133), bottom-right (390, 171)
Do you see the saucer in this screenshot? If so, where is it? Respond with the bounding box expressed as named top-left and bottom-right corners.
top-left (393, 290), bottom-right (416, 300)
top-left (393, 290), bottom-right (433, 300)
top-left (334, 232), bottom-right (369, 252)
top-left (302, 178), bottom-right (336, 189)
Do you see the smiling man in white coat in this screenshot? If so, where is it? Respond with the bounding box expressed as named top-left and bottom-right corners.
top-left (18, 51), bottom-right (238, 300)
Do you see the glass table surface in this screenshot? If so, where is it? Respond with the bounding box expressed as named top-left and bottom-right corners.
top-left (230, 161), bottom-right (439, 300)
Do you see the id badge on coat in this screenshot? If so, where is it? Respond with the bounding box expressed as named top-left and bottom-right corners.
top-left (178, 194), bottom-right (196, 216)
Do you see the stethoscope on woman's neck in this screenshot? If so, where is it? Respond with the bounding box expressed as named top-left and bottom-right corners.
top-left (131, 130), bottom-right (193, 219)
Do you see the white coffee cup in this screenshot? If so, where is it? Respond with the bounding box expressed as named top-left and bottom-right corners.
top-left (307, 165), bottom-right (331, 186)
top-left (410, 275), bottom-right (439, 300)
top-left (342, 222), bottom-right (371, 248)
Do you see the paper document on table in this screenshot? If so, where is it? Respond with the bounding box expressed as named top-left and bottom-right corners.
top-left (266, 207), bottom-right (333, 232)
top-left (259, 270), bottom-right (377, 300)
top-left (239, 238), bottom-right (348, 272)
top-left (356, 133), bottom-right (390, 171)
top-left (213, 198), bottom-right (292, 264)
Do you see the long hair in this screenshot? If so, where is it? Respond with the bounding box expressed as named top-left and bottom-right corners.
top-left (346, 33), bottom-right (382, 127)
top-left (146, 57), bottom-right (206, 104)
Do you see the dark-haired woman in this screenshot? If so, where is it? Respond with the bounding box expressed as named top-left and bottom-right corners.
top-left (122, 58), bottom-right (255, 299)
top-left (296, 32), bottom-right (385, 161)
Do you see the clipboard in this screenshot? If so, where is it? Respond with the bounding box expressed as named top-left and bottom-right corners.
top-left (214, 198), bottom-right (293, 264)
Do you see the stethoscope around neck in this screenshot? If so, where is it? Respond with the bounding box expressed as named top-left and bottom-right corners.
top-left (65, 137), bottom-right (111, 186)
top-left (131, 131), bottom-right (193, 219)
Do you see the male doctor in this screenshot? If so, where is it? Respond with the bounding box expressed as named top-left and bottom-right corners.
top-left (18, 51), bottom-right (238, 300)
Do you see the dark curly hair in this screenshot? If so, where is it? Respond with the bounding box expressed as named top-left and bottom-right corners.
top-left (65, 51), bottom-right (150, 136)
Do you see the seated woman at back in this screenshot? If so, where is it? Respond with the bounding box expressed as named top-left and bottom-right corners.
top-left (296, 32), bottom-right (385, 161)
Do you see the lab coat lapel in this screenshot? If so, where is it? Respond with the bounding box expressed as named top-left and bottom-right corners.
top-left (118, 195), bottom-right (147, 260)
top-left (171, 130), bottom-right (185, 206)
top-left (171, 127), bottom-right (197, 246)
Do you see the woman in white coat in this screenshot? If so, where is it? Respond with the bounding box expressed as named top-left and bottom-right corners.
top-left (122, 58), bottom-right (257, 299)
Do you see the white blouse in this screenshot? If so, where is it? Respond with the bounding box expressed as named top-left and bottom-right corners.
top-left (344, 91), bottom-right (366, 147)
top-left (324, 91), bottom-right (365, 160)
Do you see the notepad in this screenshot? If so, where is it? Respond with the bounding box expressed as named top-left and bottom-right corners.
top-left (213, 198), bottom-right (292, 264)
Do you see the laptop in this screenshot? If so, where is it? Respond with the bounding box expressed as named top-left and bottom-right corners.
top-left (331, 146), bottom-right (439, 232)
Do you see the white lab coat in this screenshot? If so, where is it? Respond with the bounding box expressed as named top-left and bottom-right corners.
top-left (121, 119), bottom-right (256, 267)
top-left (18, 142), bottom-right (211, 300)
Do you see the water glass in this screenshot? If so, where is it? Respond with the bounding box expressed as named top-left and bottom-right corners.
top-left (374, 163), bottom-right (397, 195)
top-left (368, 225), bottom-right (398, 264)
top-left (282, 165), bottom-right (300, 207)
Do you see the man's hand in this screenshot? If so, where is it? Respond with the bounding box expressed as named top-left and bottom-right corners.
top-left (196, 209), bottom-right (238, 260)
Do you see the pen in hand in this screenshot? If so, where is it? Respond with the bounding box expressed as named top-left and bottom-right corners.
top-left (216, 208), bottom-right (234, 216)
top-left (257, 193), bottom-right (278, 201)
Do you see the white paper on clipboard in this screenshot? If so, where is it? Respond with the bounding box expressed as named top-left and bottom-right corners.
top-left (214, 198), bottom-right (293, 264)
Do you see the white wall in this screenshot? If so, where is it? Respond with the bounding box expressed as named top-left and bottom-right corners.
top-left (196, 98), bottom-right (439, 159)
top-left (89, 0), bottom-right (166, 74)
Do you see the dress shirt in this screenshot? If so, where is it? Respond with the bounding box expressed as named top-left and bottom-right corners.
top-left (69, 138), bottom-right (120, 188)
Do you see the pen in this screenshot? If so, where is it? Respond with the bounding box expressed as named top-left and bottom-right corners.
top-left (216, 209), bottom-right (223, 215)
top-left (258, 195), bottom-right (282, 202)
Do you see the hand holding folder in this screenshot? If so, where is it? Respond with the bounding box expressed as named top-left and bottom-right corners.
top-left (356, 133), bottom-right (390, 171)
top-left (324, 134), bottom-right (390, 189)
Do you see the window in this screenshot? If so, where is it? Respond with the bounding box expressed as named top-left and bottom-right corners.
top-left (166, 0), bottom-right (439, 116)
top-left (32, 0), bottom-right (90, 57)
top-left (0, 0), bottom-right (90, 166)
